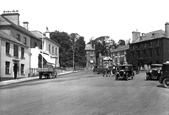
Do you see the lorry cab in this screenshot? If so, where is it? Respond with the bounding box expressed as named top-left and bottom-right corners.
top-left (159, 61), bottom-right (169, 88)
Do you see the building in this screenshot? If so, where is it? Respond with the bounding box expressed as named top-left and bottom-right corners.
top-left (110, 45), bottom-right (129, 65)
top-left (0, 30), bottom-right (29, 79)
top-left (85, 43), bottom-right (96, 69)
top-left (97, 54), bottom-right (112, 68)
top-left (127, 22), bottom-right (169, 70)
top-left (31, 29), bottom-right (60, 69)
top-left (0, 10), bottom-right (38, 78)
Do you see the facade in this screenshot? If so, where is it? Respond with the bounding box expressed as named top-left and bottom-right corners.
top-left (110, 45), bottom-right (129, 65)
top-left (31, 30), bottom-right (60, 69)
top-left (0, 11), bottom-right (38, 78)
top-left (127, 22), bottom-right (169, 70)
top-left (0, 30), bottom-right (29, 79)
top-left (85, 44), bottom-right (96, 69)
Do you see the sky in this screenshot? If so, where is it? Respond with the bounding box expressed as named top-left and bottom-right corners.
top-left (1, 0), bottom-right (169, 43)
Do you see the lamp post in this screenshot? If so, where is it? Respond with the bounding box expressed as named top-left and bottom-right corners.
top-left (41, 32), bottom-right (44, 69)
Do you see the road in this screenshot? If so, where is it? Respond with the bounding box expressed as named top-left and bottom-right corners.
top-left (0, 70), bottom-right (169, 115)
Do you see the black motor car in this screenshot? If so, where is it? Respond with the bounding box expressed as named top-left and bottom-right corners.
top-left (159, 61), bottom-right (169, 88)
top-left (115, 64), bottom-right (134, 80)
top-left (146, 64), bottom-right (162, 80)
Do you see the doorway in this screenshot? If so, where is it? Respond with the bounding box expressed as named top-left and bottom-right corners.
top-left (13, 63), bottom-right (18, 79)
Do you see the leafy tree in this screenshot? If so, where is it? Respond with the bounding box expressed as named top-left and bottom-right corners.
top-left (118, 39), bottom-right (126, 46)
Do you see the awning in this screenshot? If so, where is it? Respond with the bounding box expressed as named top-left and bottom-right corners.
top-left (41, 53), bottom-right (55, 66)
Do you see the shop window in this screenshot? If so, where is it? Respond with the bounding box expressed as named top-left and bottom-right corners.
top-left (21, 64), bottom-right (24, 75)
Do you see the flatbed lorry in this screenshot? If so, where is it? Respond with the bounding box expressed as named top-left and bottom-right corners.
top-left (37, 67), bottom-right (57, 79)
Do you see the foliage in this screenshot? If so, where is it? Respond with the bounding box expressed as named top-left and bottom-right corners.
top-left (118, 39), bottom-right (126, 46)
top-left (50, 31), bottom-right (86, 68)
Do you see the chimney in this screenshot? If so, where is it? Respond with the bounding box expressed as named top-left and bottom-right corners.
top-left (132, 31), bottom-right (140, 42)
top-left (2, 10), bottom-right (20, 25)
top-left (23, 21), bottom-right (29, 30)
top-left (165, 22), bottom-right (169, 38)
top-left (45, 27), bottom-right (50, 38)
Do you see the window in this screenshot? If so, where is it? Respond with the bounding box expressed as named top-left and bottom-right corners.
top-left (149, 49), bottom-right (152, 57)
top-left (16, 34), bottom-right (20, 41)
top-left (21, 64), bottom-right (24, 75)
top-left (34, 42), bottom-right (37, 48)
top-left (49, 44), bottom-right (51, 53)
top-left (23, 37), bottom-right (26, 45)
top-left (14, 45), bottom-right (19, 57)
top-left (137, 51), bottom-right (140, 58)
top-left (143, 50), bottom-right (146, 58)
top-left (155, 48), bottom-right (159, 57)
top-left (120, 51), bottom-right (124, 55)
top-left (21, 47), bottom-right (24, 59)
top-left (55, 48), bottom-right (57, 55)
top-left (52, 46), bottom-right (54, 54)
top-left (6, 42), bottom-right (10, 55)
top-left (5, 61), bottom-right (10, 74)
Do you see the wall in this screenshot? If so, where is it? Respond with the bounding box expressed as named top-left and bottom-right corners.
top-left (1, 39), bottom-right (29, 78)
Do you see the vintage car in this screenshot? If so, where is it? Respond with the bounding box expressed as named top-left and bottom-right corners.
top-left (159, 61), bottom-right (169, 88)
top-left (115, 64), bottom-right (134, 80)
top-left (146, 64), bottom-right (162, 80)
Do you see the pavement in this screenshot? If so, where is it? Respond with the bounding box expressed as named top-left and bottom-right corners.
top-left (0, 70), bottom-right (78, 86)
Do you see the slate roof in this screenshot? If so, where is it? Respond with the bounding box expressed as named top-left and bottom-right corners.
top-left (0, 30), bottom-right (28, 48)
top-left (0, 15), bottom-right (38, 39)
top-left (111, 45), bottom-right (129, 53)
top-left (131, 29), bottom-right (165, 44)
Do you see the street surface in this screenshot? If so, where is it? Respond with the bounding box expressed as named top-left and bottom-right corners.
top-left (0, 70), bottom-right (169, 115)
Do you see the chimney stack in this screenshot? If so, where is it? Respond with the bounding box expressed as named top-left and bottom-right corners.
top-left (45, 27), bottom-right (50, 38)
top-left (132, 31), bottom-right (140, 42)
top-left (2, 10), bottom-right (20, 25)
top-left (165, 22), bottom-right (169, 38)
top-left (23, 21), bottom-right (29, 30)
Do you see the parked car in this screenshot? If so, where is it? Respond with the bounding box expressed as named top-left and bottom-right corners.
top-left (159, 61), bottom-right (169, 88)
top-left (146, 64), bottom-right (162, 80)
top-left (115, 64), bottom-right (134, 80)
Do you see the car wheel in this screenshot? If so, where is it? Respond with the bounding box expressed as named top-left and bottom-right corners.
top-left (163, 78), bottom-right (169, 88)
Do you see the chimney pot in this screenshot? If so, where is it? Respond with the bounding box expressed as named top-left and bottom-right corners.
top-left (23, 21), bottom-right (29, 30)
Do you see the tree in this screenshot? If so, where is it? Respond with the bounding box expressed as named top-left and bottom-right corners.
top-left (118, 39), bottom-right (126, 46)
top-left (50, 31), bottom-right (72, 67)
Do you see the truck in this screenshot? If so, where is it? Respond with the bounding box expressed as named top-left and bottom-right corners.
top-left (37, 65), bottom-right (58, 79)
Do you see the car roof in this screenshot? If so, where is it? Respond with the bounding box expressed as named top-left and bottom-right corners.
top-left (151, 64), bottom-right (162, 66)
top-left (116, 64), bottom-right (133, 67)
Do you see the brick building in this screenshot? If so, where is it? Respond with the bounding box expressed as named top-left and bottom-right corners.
top-left (127, 22), bottom-right (169, 70)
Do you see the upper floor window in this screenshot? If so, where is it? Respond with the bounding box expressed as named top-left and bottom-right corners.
top-left (21, 47), bottom-right (24, 59)
top-left (5, 61), bottom-right (10, 74)
top-left (16, 34), bottom-right (20, 41)
top-left (120, 51), bottom-right (124, 55)
top-left (55, 47), bottom-right (57, 55)
top-left (49, 44), bottom-right (51, 53)
top-left (149, 49), bottom-right (152, 57)
top-left (155, 48), bottom-right (159, 57)
top-left (52, 46), bottom-right (54, 54)
top-left (34, 42), bottom-right (37, 48)
top-left (14, 44), bottom-right (19, 58)
top-left (6, 42), bottom-right (10, 55)
top-left (23, 37), bottom-right (26, 45)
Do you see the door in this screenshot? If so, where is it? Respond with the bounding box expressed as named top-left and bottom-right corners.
top-left (13, 63), bottom-right (18, 79)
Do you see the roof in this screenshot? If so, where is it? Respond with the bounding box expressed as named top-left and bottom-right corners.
top-left (151, 64), bottom-right (162, 67)
top-left (0, 30), bottom-right (28, 47)
top-left (85, 44), bottom-right (95, 50)
top-left (111, 45), bottom-right (129, 53)
top-left (31, 30), bottom-right (60, 47)
top-left (0, 15), bottom-right (38, 39)
top-left (131, 30), bottom-right (165, 44)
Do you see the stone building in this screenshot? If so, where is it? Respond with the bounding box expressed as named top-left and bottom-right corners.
top-left (85, 44), bottom-right (96, 69)
top-left (110, 45), bottom-right (129, 65)
top-left (127, 22), bottom-right (169, 70)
